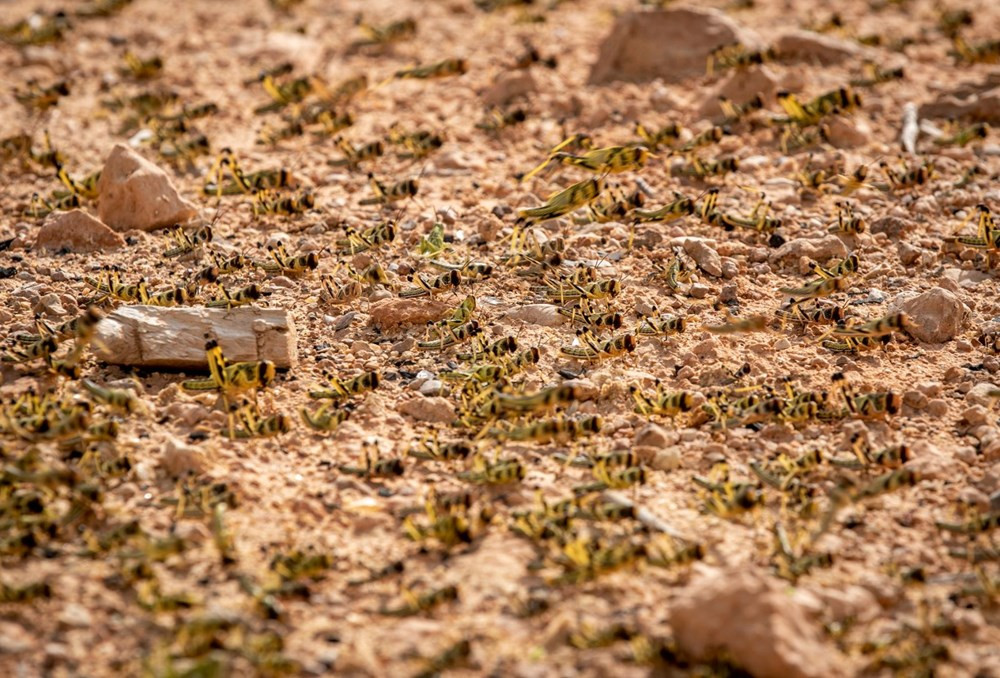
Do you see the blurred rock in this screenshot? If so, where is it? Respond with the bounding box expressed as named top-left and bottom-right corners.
top-left (36, 209), bottom-right (124, 253)
top-left (699, 65), bottom-right (778, 119)
top-left (774, 30), bottom-right (864, 64)
top-left (771, 235), bottom-right (848, 264)
top-left (671, 566), bottom-right (851, 678)
top-left (368, 298), bottom-right (449, 331)
top-left (397, 396), bottom-right (455, 424)
top-left (589, 8), bottom-right (760, 84)
top-left (918, 75), bottom-right (1000, 123)
top-left (506, 304), bottom-right (566, 327)
top-left (482, 71), bottom-right (536, 107)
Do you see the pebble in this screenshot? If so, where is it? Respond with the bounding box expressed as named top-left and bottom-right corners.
top-left (689, 283), bottom-right (710, 299)
top-left (903, 390), bottom-right (928, 410)
top-left (683, 238), bottom-right (723, 277)
top-left (771, 235), bottom-right (848, 265)
top-left (962, 406), bottom-right (990, 427)
top-left (774, 29), bottom-right (863, 64)
top-left (634, 423), bottom-right (670, 448)
top-left (368, 298), bottom-right (449, 331)
top-left (774, 338), bottom-right (791, 351)
top-left (418, 379), bottom-right (446, 397)
top-left (505, 304), bottom-right (566, 327)
top-left (966, 383), bottom-right (999, 407)
top-left (159, 436), bottom-right (207, 477)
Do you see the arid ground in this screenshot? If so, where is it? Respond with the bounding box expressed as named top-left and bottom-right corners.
top-left (2, 0), bottom-right (1000, 676)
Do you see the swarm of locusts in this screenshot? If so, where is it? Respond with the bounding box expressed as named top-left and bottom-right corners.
top-left (2, 0), bottom-right (1000, 674)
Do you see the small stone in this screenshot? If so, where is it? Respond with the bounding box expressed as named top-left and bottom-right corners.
top-left (771, 235), bottom-right (848, 264)
top-left (891, 287), bottom-right (969, 343)
top-left (482, 71), bottom-right (537, 107)
top-left (58, 603), bottom-right (92, 629)
top-left (683, 239), bottom-right (723, 277)
top-left (634, 423), bottom-right (670, 448)
top-left (36, 209), bottom-right (125, 253)
top-left (904, 440), bottom-right (962, 480)
top-left (397, 396), bottom-right (455, 424)
top-left (391, 337), bottom-right (417, 354)
top-left (897, 242), bottom-right (920, 266)
top-left (689, 283), bottom-right (710, 299)
top-left (693, 338), bottom-right (717, 358)
top-left (160, 436), bottom-right (207, 477)
top-left (720, 284), bottom-right (738, 302)
top-left (589, 7), bottom-right (762, 84)
top-left (418, 379), bottom-right (445, 397)
top-left (774, 29), bottom-right (864, 64)
top-left (505, 304), bottom-right (566, 327)
top-left (926, 399), bottom-right (949, 418)
top-left (368, 298), bottom-right (449, 331)
top-left (97, 144), bottom-right (197, 232)
top-left (34, 293), bottom-right (66, 317)
top-left (870, 215), bottom-right (913, 237)
top-left (651, 448), bottom-right (682, 471)
top-left (824, 117), bottom-right (870, 149)
top-left (903, 390), bottom-right (928, 410)
top-left (774, 338), bottom-right (791, 351)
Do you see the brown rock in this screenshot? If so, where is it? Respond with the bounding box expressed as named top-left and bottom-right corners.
top-left (918, 75), bottom-right (1000, 123)
top-left (397, 396), bottom-right (455, 424)
top-left (824, 116), bottom-right (870, 149)
top-left (159, 436), bottom-right (207, 477)
top-left (634, 423), bottom-right (670, 448)
top-left (771, 235), bottom-right (848, 264)
top-left (368, 298), bottom-right (449, 331)
top-left (904, 440), bottom-right (963, 480)
top-left (36, 209), bottom-right (124, 253)
top-left (871, 215), bottom-right (914, 237)
top-left (891, 287), bottom-right (969, 343)
top-left (682, 238), bottom-right (723, 277)
top-left (588, 8), bottom-right (760, 85)
top-left (774, 30), bottom-right (864, 64)
top-left (699, 65), bottom-right (779, 119)
top-left (671, 566), bottom-right (851, 678)
top-left (482, 71), bottom-right (537, 107)
top-left (97, 144), bottom-right (197, 232)
top-left (94, 306), bottom-right (297, 368)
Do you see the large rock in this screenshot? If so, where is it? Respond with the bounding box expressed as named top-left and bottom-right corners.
top-left (671, 567), bottom-right (851, 678)
top-left (97, 144), bottom-right (197, 232)
top-left (919, 74), bottom-right (1000, 123)
top-left (774, 30), bottom-right (864, 64)
top-left (588, 8), bottom-right (761, 85)
top-left (94, 306), bottom-right (297, 368)
top-left (36, 209), bottom-right (124, 253)
top-left (891, 287), bottom-right (969, 343)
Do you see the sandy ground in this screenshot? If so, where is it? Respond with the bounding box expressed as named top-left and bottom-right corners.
top-left (2, 0), bottom-right (1000, 676)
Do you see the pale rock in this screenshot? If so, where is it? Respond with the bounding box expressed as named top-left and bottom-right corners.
top-left (34, 293), bottom-right (65, 317)
top-left (97, 144), bottom-right (197, 232)
top-left (398, 396), bottom-right (455, 424)
top-left (897, 241), bottom-right (920, 266)
top-left (506, 304), bottom-right (566, 327)
top-left (418, 379), bottom-right (445, 397)
top-left (368, 298), bottom-right (449, 331)
top-left (160, 436), bottom-right (207, 477)
top-left (805, 585), bottom-right (880, 623)
top-left (561, 378), bottom-right (599, 401)
top-left (689, 283), bottom-right (710, 299)
top-left (962, 405), bottom-right (990, 427)
top-left (890, 287), bottom-right (969, 343)
top-left (634, 423), bottom-right (670, 448)
top-left (683, 238), bottom-right (723, 277)
top-left (482, 71), bottom-right (537, 107)
top-left (94, 306), bottom-right (296, 368)
top-left (589, 8), bottom-right (761, 84)
top-left (926, 398), bottom-right (949, 418)
top-left (671, 566), bottom-right (851, 678)
top-left (651, 447), bottom-right (682, 471)
top-left (774, 30), bottom-right (864, 64)
top-left (903, 390), bottom-right (928, 410)
top-left (36, 209), bottom-right (125, 252)
top-left (58, 603), bottom-right (92, 629)
top-left (966, 383), bottom-right (1000, 407)
top-left (161, 402), bottom-right (211, 429)
top-left (771, 235), bottom-right (848, 264)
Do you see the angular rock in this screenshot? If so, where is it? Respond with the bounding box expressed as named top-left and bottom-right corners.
top-left (771, 235), bottom-right (848, 264)
top-left (683, 239), bottom-right (723, 277)
top-left (966, 382), bottom-right (1000, 407)
top-left (891, 287), bottom-right (969, 343)
top-left (774, 30), bottom-right (863, 64)
top-left (505, 304), bottom-right (566, 327)
top-left (36, 209), bottom-right (124, 253)
top-left (160, 436), bottom-right (207, 477)
top-left (699, 65), bottom-right (779, 119)
top-left (97, 144), bottom-right (197, 232)
top-left (589, 8), bottom-right (760, 85)
top-left (671, 567), bottom-right (851, 678)
top-left (94, 306), bottom-right (297, 368)
top-left (918, 75), bottom-right (1000, 123)
top-left (634, 423), bottom-right (670, 448)
top-left (368, 298), bottom-right (449, 331)
top-left (482, 71), bottom-right (537, 107)
top-left (397, 396), bottom-right (455, 424)
top-left (903, 440), bottom-right (963, 480)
